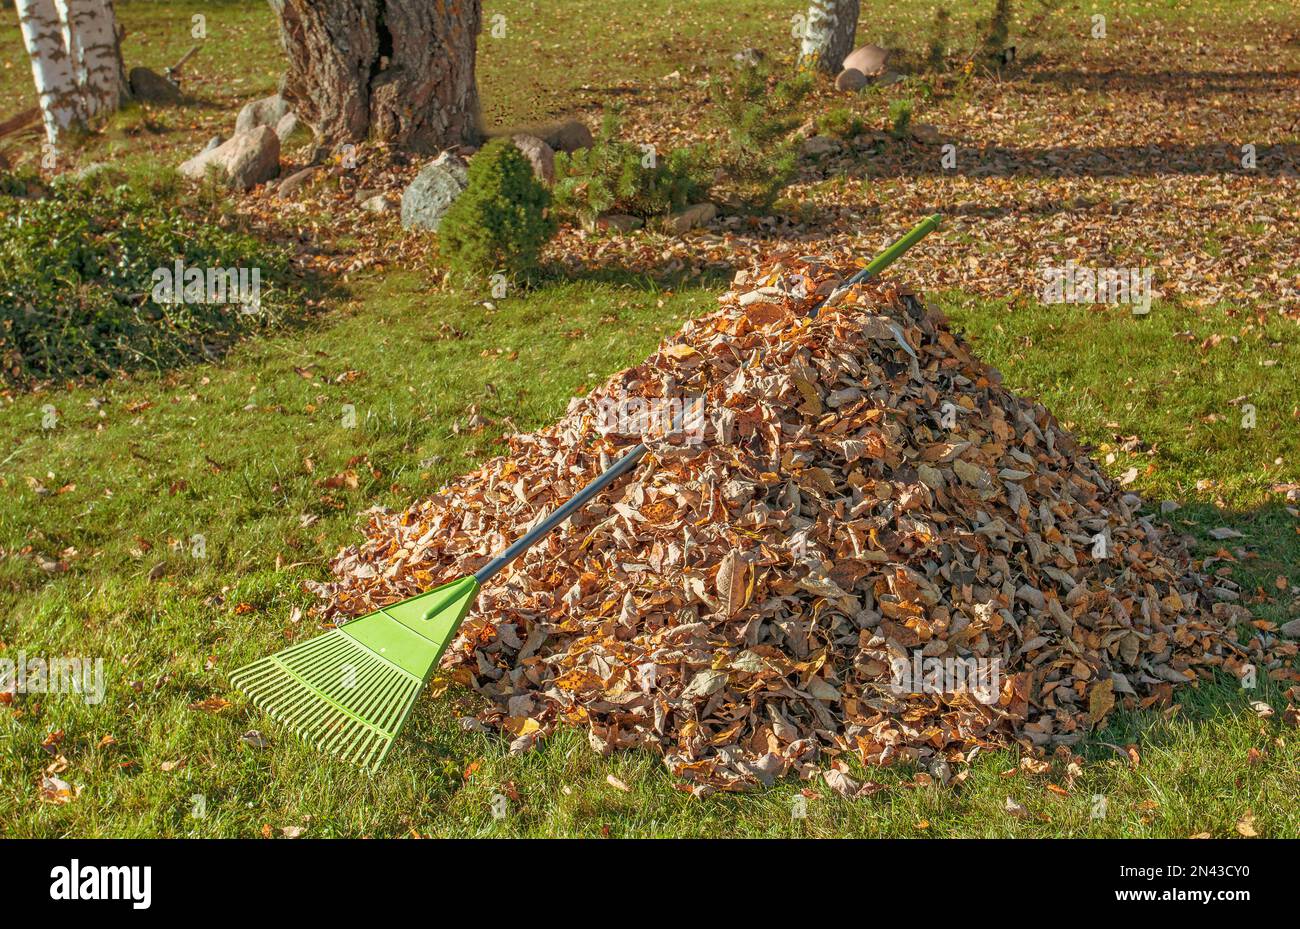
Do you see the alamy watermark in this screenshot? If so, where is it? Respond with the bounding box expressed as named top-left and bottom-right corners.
top-left (594, 389), bottom-right (707, 445)
top-left (150, 260), bottom-right (262, 313)
top-left (1041, 261), bottom-right (1154, 315)
top-left (0, 652), bottom-right (105, 705)
top-left (890, 652), bottom-right (1002, 705)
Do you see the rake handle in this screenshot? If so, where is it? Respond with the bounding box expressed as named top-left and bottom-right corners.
top-left (472, 215), bottom-right (942, 586)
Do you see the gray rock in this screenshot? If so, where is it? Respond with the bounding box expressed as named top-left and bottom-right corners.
top-left (662, 202), bottom-right (716, 234)
top-left (276, 166), bottom-right (319, 198)
top-left (595, 213), bottom-right (643, 233)
top-left (128, 67), bottom-right (181, 104)
top-left (400, 151), bottom-right (469, 231)
top-left (511, 133), bottom-right (555, 184)
top-left (537, 119), bottom-right (593, 153)
top-left (235, 95), bottom-right (291, 135)
top-left (835, 68), bottom-right (868, 91)
top-left (842, 44), bottom-right (890, 76)
top-left (360, 194), bottom-right (392, 214)
top-left (274, 111), bottom-right (300, 142)
top-left (179, 126), bottom-right (281, 191)
top-left (911, 122), bottom-right (941, 144)
top-left (800, 135), bottom-right (840, 157)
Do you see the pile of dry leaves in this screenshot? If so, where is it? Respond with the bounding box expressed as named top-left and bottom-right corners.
top-left (309, 259), bottom-right (1262, 791)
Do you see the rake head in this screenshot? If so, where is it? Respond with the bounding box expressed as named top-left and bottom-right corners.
top-left (229, 575), bottom-right (479, 771)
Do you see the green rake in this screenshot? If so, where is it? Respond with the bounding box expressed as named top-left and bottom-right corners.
top-left (229, 214), bottom-right (943, 771)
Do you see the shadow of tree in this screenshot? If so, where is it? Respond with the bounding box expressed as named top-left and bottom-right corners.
top-left (834, 141), bottom-right (1300, 179)
top-left (1027, 67), bottom-right (1300, 101)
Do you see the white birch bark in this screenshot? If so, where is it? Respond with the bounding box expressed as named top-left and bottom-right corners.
top-left (799, 0), bottom-right (860, 75)
top-left (54, 0), bottom-right (126, 117)
top-left (16, 0), bottom-right (85, 145)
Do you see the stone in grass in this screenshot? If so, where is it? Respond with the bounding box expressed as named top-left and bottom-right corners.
top-left (842, 44), bottom-right (890, 77)
top-left (400, 150), bottom-right (469, 231)
top-left (800, 135), bottom-right (840, 157)
top-left (235, 94), bottom-right (291, 135)
top-left (179, 126), bottom-right (281, 191)
top-left (911, 123), bottom-right (942, 144)
top-left (835, 68), bottom-right (868, 91)
top-left (276, 165), bottom-right (319, 198)
top-left (274, 111), bottom-right (300, 143)
top-left (128, 66), bottom-right (181, 104)
top-left (511, 134), bottom-right (556, 184)
top-left (535, 119), bottom-right (593, 153)
top-left (595, 213), bottom-right (643, 233)
top-left (661, 202), bottom-right (716, 235)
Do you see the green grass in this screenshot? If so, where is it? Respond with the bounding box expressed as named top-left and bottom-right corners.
top-left (2, 271), bottom-right (1296, 837)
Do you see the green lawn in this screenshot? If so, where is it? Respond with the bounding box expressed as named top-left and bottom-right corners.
top-left (1, 0), bottom-right (1297, 837)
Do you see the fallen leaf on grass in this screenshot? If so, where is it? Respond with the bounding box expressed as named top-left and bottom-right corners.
top-left (606, 774), bottom-right (631, 792)
top-left (1236, 812), bottom-right (1258, 837)
top-left (39, 775), bottom-right (78, 804)
top-left (189, 696), bottom-right (232, 713)
top-left (240, 730), bottom-right (270, 750)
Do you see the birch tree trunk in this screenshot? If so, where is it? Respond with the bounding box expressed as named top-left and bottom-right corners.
top-left (270, 0), bottom-right (482, 154)
top-left (799, 0), bottom-right (860, 75)
top-left (54, 0), bottom-right (127, 117)
top-left (16, 0), bottom-right (85, 145)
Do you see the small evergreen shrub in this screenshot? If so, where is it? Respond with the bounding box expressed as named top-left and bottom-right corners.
top-left (816, 107), bottom-right (866, 140)
top-left (889, 98), bottom-right (914, 139)
top-left (439, 138), bottom-right (557, 282)
top-left (707, 64), bottom-right (812, 211)
top-left (552, 111), bottom-right (711, 228)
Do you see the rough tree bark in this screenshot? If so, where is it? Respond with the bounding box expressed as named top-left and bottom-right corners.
top-left (269, 0), bottom-right (482, 154)
top-left (16, 0), bottom-right (85, 145)
top-left (799, 0), bottom-right (860, 75)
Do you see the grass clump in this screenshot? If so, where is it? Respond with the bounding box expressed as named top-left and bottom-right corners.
top-left (552, 110), bottom-right (711, 228)
top-left (439, 138), bottom-right (558, 284)
top-left (0, 167), bottom-right (299, 387)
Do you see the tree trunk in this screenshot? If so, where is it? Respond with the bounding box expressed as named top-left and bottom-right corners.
top-left (800, 0), bottom-right (860, 75)
top-left (16, 0), bottom-right (85, 145)
top-left (270, 0), bottom-right (482, 154)
top-left (54, 0), bottom-right (127, 117)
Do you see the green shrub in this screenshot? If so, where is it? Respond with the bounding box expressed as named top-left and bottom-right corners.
top-left (889, 98), bottom-right (914, 139)
top-left (552, 110), bottom-right (711, 228)
top-left (816, 107), bottom-right (865, 140)
top-left (0, 167), bottom-right (299, 386)
top-left (707, 64), bottom-right (812, 211)
top-left (439, 138), bottom-right (557, 283)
